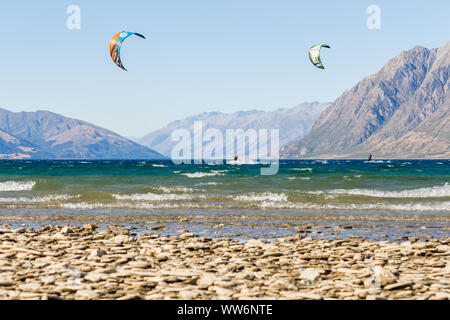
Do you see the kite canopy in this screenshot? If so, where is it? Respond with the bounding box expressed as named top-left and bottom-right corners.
top-left (308, 44), bottom-right (331, 69)
top-left (109, 31), bottom-right (145, 71)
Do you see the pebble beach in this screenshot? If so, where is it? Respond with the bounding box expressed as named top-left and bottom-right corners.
top-left (0, 224), bottom-right (449, 300)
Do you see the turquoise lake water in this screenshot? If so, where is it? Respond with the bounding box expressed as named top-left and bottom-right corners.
top-left (0, 159), bottom-right (448, 240)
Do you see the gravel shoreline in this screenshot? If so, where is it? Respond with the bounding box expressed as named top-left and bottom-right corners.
top-left (0, 224), bottom-right (449, 300)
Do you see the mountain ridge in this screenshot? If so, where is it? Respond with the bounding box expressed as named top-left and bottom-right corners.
top-left (0, 108), bottom-right (165, 159)
top-left (281, 42), bottom-right (449, 159)
top-left (136, 102), bottom-right (331, 157)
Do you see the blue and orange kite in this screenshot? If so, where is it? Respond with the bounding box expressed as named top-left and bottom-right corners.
top-left (109, 31), bottom-right (145, 71)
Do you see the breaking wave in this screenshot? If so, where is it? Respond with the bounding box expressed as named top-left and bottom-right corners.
top-left (308, 183), bottom-right (450, 198)
top-left (112, 192), bottom-right (205, 201)
top-left (257, 201), bottom-right (450, 212)
top-left (0, 181), bottom-right (36, 191)
top-left (59, 202), bottom-right (210, 210)
top-left (155, 186), bottom-right (197, 193)
top-left (0, 194), bottom-right (77, 203)
top-left (182, 171), bottom-right (225, 178)
top-left (235, 192), bottom-right (288, 202)
top-left (196, 182), bottom-right (222, 186)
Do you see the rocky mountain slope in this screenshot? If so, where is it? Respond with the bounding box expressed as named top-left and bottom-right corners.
top-left (0, 129), bottom-right (51, 159)
top-left (0, 108), bottom-right (165, 159)
top-left (281, 42), bottom-right (450, 159)
top-left (136, 102), bottom-right (330, 157)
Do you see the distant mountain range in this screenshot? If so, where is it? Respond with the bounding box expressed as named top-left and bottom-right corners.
top-left (1, 43), bottom-right (447, 160)
top-left (135, 102), bottom-right (330, 157)
top-left (0, 108), bottom-right (165, 159)
top-left (282, 42), bottom-right (450, 159)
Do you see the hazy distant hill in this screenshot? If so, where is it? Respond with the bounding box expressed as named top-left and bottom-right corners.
top-left (0, 108), bottom-right (165, 159)
top-left (0, 129), bottom-right (52, 159)
top-left (282, 42), bottom-right (450, 159)
top-left (136, 102), bottom-right (330, 157)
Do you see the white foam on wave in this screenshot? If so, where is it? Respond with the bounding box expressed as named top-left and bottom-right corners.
top-left (291, 168), bottom-right (313, 172)
top-left (60, 201), bottom-right (212, 210)
top-left (0, 181), bottom-right (36, 191)
top-left (61, 202), bottom-right (105, 209)
top-left (13, 196), bottom-right (448, 212)
top-left (132, 202), bottom-right (210, 209)
top-left (257, 200), bottom-right (450, 211)
top-left (288, 177), bottom-right (310, 180)
top-left (152, 164), bottom-right (167, 168)
top-left (182, 171), bottom-right (225, 178)
top-left (112, 192), bottom-right (205, 201)
top-left (0, 194), bottom-right (77, 203)
top-left (155, 186), bottom-right (198, 193)
top-left (228, 160), bottom-right (258, 165)
top-left (196, 182), bottom-right (222, 186)
top-left (309, 183), bottom-right (450, 198)
top-left (235, 192), bottom-right (288, 202)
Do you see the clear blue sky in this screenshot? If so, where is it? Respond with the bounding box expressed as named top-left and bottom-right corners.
top-left (0, 1), bottom-right (448, 137)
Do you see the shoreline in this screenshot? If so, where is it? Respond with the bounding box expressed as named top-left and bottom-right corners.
top-left (0, 225), bottom-right (449, 300)
top-left (1, 209), bottom-right (449, 243)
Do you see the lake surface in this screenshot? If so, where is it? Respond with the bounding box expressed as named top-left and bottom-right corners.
top-left (0, 159), bottom-right (448, 241)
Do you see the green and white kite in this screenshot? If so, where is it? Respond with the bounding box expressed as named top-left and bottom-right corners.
top-left (309, 44), bottom-right (331, 69)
